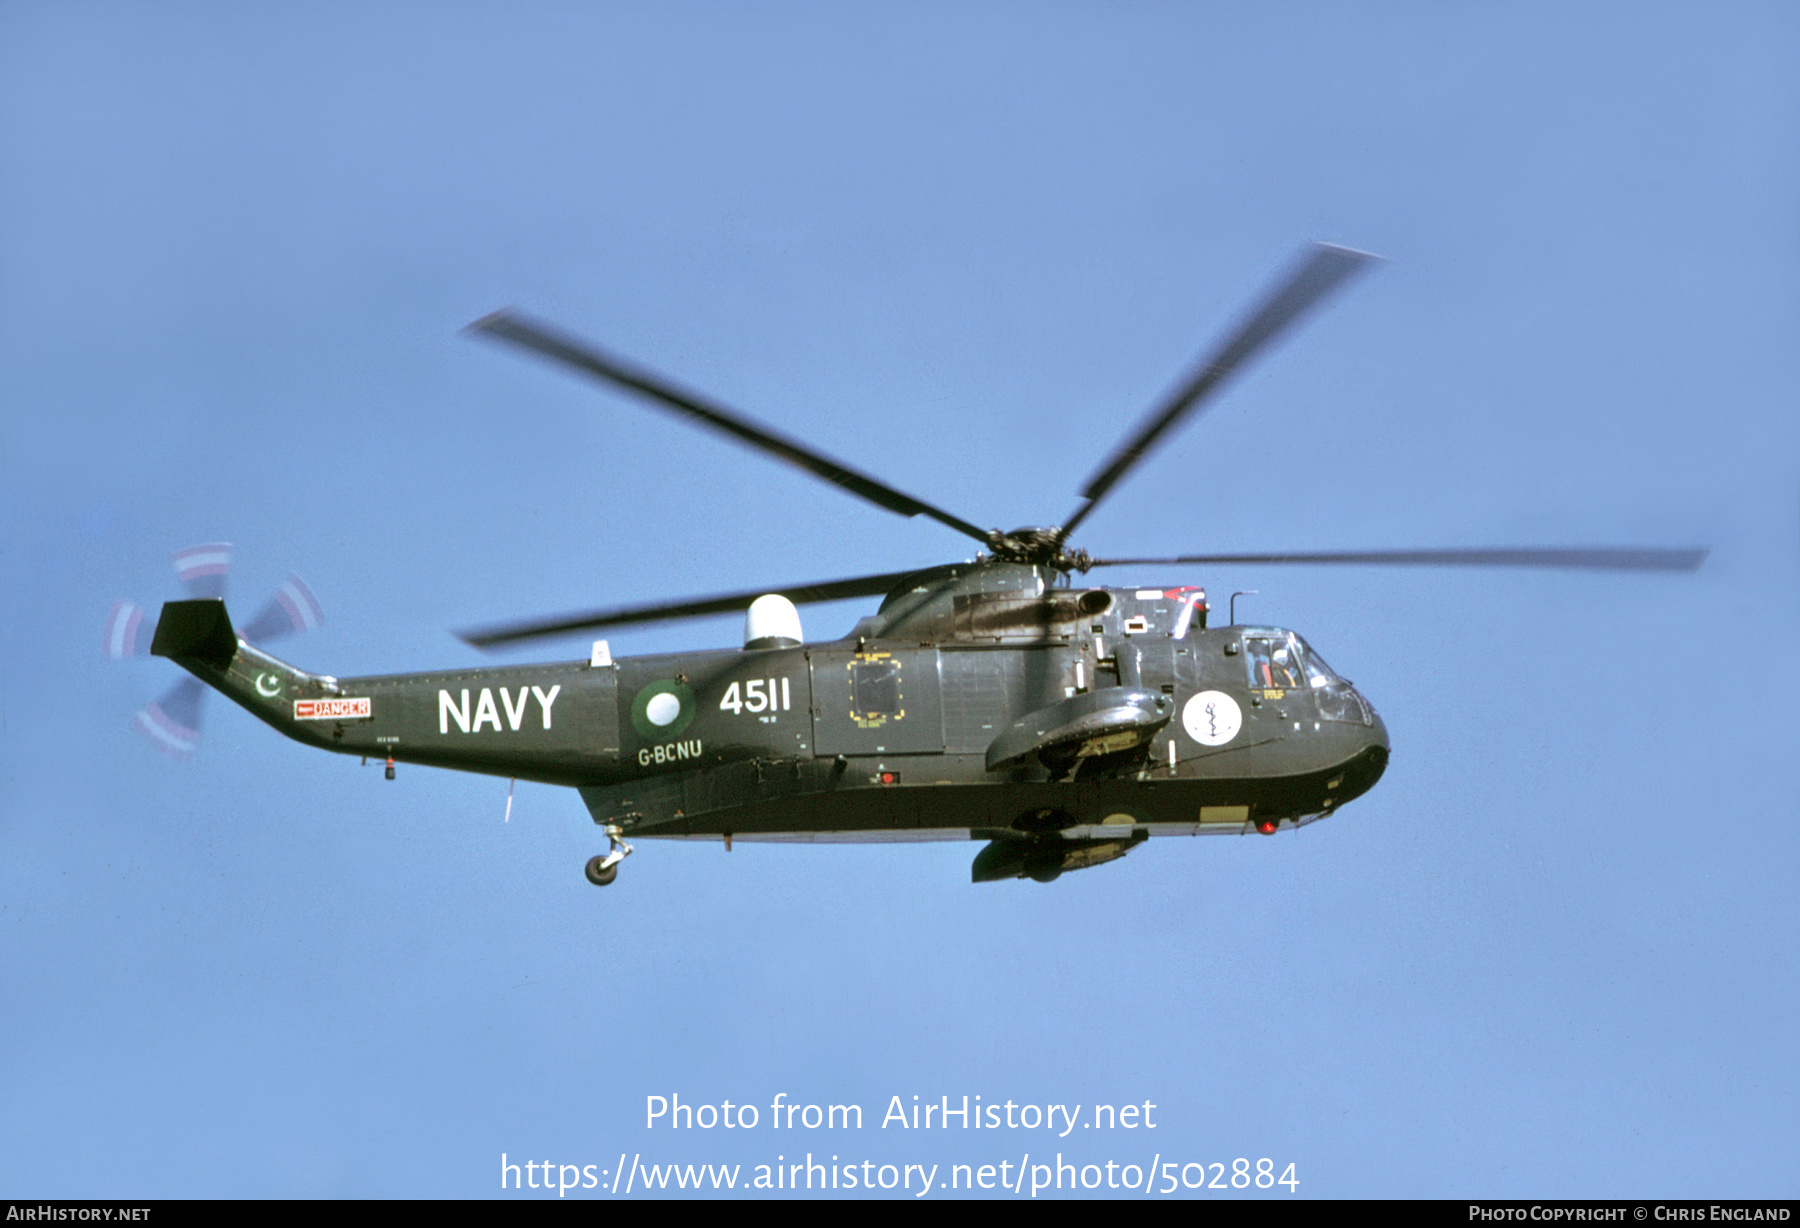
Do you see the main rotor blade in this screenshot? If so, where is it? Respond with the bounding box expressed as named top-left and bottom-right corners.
top-left (1062, 243), bottom-right (1380, 540)
top-left (458, 568), bottom-right (927, 649)
top-left (1088, 546), bottom-right (1709, 571)
top-left (468, 310), bottom-right (993, 546)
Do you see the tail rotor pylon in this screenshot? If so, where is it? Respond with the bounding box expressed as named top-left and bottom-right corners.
top-left (106, 543), bottom-right (323, 759)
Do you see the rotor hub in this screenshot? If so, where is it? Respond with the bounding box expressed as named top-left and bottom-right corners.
top-left (984, 526), bottom-right (1092, 573)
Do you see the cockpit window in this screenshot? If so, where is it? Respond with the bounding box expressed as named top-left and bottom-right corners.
top-left (1247, 633), bottom-right (1370, 724)
top-left (1245, 636), bottom-right (1305, 691)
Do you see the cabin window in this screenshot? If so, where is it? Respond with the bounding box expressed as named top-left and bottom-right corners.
top-left (848, 654), bottom-right (904, 728)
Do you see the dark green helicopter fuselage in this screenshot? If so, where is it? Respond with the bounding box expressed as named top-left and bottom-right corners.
top-left (152, 562), bottom-right (1388, 882)
top-left (141, 238), bottom-right (1704, 883)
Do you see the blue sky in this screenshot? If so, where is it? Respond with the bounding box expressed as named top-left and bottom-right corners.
top-left (2, 2), bottom-right (1795, 1198)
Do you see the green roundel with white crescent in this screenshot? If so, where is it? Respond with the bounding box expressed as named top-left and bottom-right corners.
top-left (630, 679), bottom-right (697, 739)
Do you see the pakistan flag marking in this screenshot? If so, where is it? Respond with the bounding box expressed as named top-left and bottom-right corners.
top-left (631, 679), bottom-right (697, 739)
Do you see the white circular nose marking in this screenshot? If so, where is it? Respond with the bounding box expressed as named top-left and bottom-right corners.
top-left (1182, 690), bottom-right (1242, 746)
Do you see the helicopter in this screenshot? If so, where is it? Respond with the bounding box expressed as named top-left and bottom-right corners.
top-left (146, 243), bottom-right (1705, 885)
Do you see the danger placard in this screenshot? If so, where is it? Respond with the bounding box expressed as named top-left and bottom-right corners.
top-left (294, 698), bottom-right (371, 720)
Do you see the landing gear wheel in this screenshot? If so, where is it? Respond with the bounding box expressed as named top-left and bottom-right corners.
top-left (584, 822), bottom-right (635, 886)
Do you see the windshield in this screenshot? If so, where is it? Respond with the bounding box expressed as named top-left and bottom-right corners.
top-left (1298, 640), bottom-right (1341, 689)
top-left (1295, 635), bottom-right (1370, 726)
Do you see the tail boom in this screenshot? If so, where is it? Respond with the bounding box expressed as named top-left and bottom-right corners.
top-left (148, 599), bottom-right (620, 785)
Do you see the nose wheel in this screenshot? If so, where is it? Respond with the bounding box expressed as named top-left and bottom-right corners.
top-left (584, 824), bottom-right (635, 887)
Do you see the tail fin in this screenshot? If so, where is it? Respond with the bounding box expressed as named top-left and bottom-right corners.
top-left (147, 598), bottom-right (328, 750)
top-left (150, 599), bottom-right (239, 668)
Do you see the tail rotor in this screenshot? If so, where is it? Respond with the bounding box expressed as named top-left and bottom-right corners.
top-left (103, 600), bottom-right (146, 660)
top-left (239, 574), bottom-right (324, 645)
top-left (106, 543), bottom-right (324, 759)
top-left (135, 676), bottom-right (206, 759)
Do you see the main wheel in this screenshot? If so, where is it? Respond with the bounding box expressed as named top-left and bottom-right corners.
top-left (584, 855), bottom-right (619, 886)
